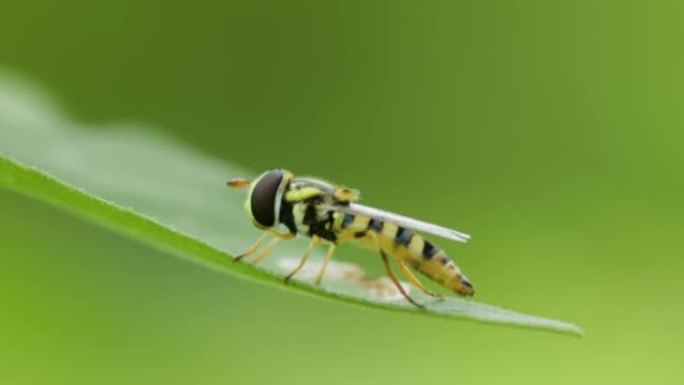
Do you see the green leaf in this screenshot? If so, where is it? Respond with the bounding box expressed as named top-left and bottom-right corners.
top-left (0, 72), bottom-right (582, 336)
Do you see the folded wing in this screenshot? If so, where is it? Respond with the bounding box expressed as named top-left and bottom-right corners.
top-left (326, 202), bottom-right (471, 243)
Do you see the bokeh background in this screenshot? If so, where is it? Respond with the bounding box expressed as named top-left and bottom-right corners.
top-left (1, 1), bottom-right (683, 384)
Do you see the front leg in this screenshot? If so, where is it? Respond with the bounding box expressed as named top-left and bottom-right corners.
top-left (234, 232), bottom-right (269, 261)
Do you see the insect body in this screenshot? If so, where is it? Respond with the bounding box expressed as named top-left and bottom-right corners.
top-left (227, 169), bottom-right (474, 307)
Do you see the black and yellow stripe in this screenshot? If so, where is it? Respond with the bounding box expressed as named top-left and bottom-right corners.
top-left (343, 213), bottom-right (443, 260)
top-left (236, 168), bottom-right (474, 298)
top-left (338, 212), bottom-right (473, 296)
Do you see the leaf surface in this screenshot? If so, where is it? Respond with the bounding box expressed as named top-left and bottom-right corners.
top-left (0, 73), bottom-right (582, 336)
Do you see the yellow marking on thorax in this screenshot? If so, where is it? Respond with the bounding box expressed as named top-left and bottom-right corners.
top-left (285, 187), bottom-right (323, 202)
top-left (292, 203), bottom-right (309, 233)
top-left (333, 186), bottom-right (360, 202)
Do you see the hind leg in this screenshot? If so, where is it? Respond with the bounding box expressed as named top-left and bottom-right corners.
top-left (379, 251), bottom-right (424, 308)
top-left (396, 260), bottom-right (443, 299)
top-left (366, 232), bottom-right (423, 308)
top-left (366, 232), bottom-right (423, 307)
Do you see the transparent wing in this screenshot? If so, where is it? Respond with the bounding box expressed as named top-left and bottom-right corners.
top-left (291, 177), bottom-right (337, 193)
top-left (325, 202), bottom-right (471, 243)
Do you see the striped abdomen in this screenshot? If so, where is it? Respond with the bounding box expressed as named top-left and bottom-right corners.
top-left (335, 212), bottom-right (474, 296)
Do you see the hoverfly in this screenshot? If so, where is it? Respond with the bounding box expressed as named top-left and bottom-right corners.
top-left (227, 169), bottom-right (474, 307)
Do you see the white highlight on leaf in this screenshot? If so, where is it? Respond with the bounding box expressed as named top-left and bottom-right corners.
top-left (276, 257), bottom-right (410, 301)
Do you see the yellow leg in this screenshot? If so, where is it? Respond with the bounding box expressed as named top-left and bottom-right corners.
top-left (234, 232), bottom-right (269, 261)
top-left (315, 243), bottom-right (337, 285)
top-left (251, 238), bottom-right (280, 264)
top-left (396, 260), bottom-right (443, 298)
top-left (380, 251), bottom-right (424, 308)
top-left (284, 236), bottom-right (320, 282)
top-left (365, 232), bottom-right (423, 308)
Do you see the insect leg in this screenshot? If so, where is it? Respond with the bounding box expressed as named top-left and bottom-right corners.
top-left (315, 243), bottom-right (337, 285)
top-left (379, 251), bottom-right (424, 309)
top-left (396, 260), bottom-right (443, 299)
top-left (365, 232), bottom-right (423, 307)
top-left (284, 235), bottom-right (320, 282)
top-left (234, 232), bottom-right (269, 262)
top-left (251, 238), bottom-right (280, 264)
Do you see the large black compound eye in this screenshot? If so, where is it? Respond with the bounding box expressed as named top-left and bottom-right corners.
top-left (250, 169), bottom-right (285, 228)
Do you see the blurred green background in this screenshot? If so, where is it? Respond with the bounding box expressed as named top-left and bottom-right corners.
top-left (1, 1), bottom-right (683, 384)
